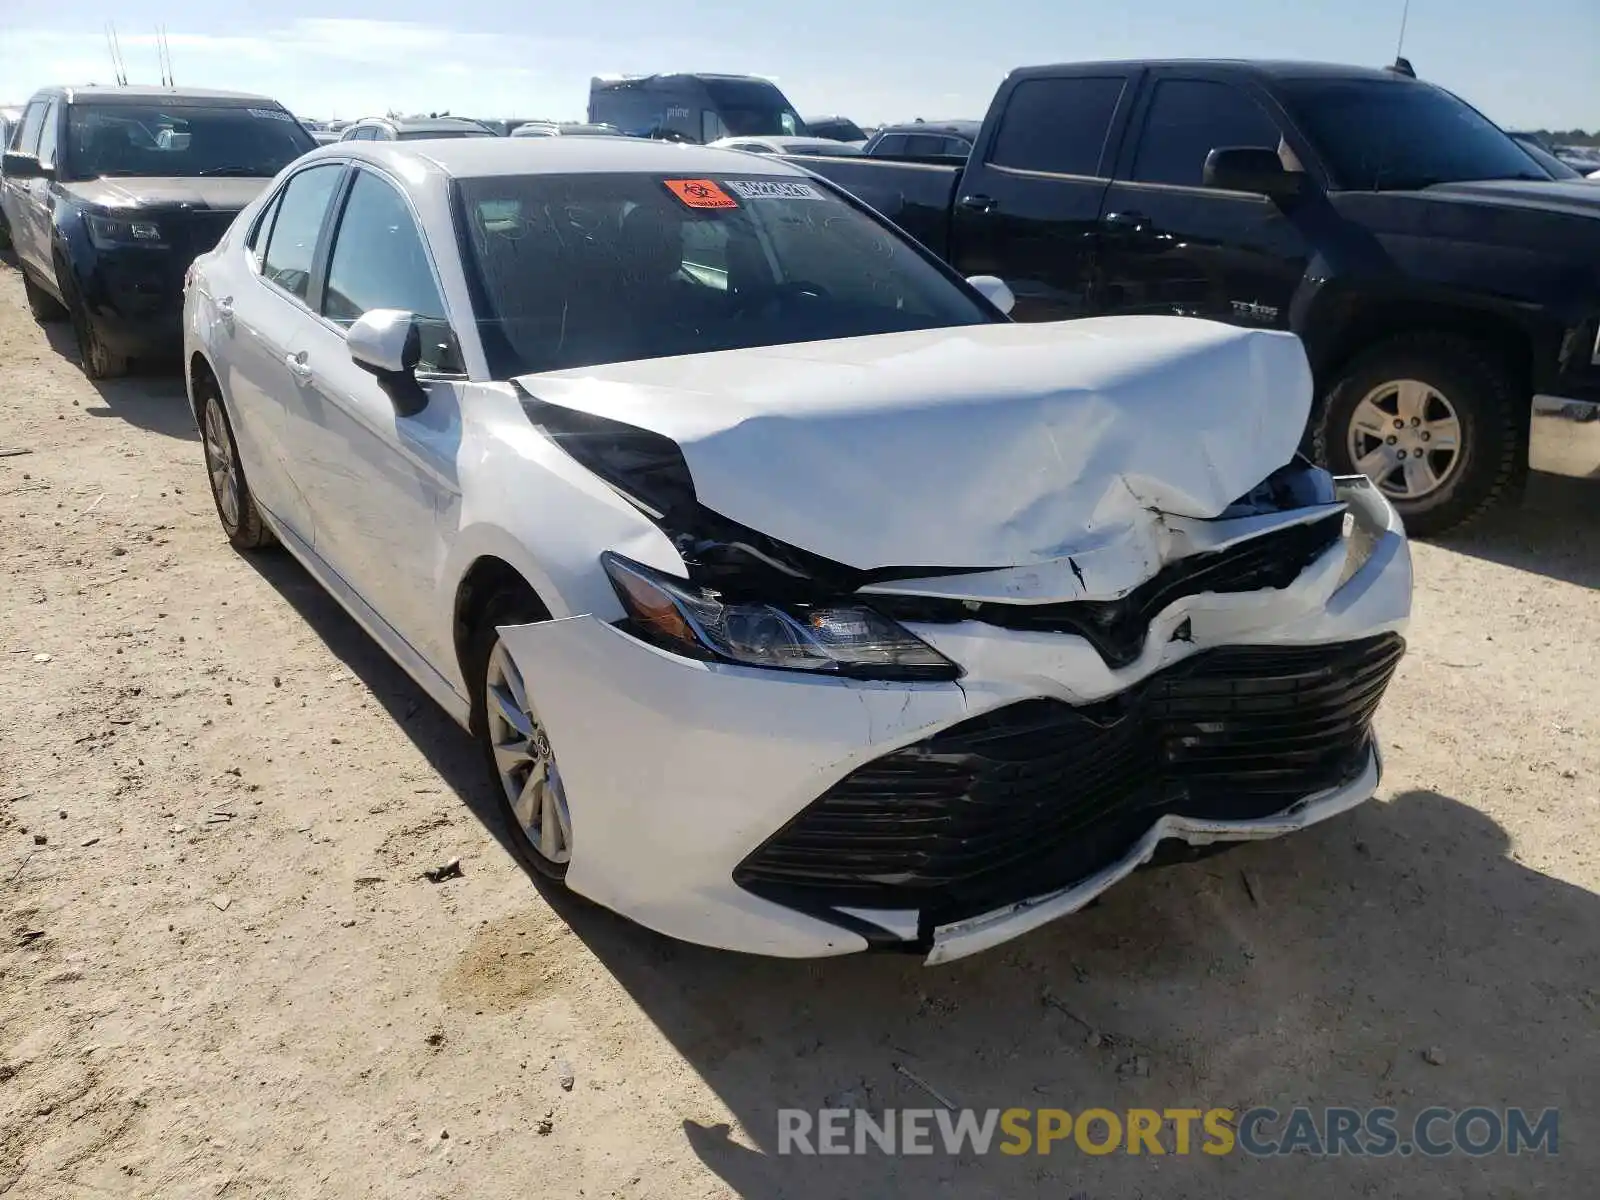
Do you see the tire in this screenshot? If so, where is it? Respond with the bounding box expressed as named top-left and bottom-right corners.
top-left (0, 212), bottom-right (11, 253)
top-left (467, 587), bottom-right (571, 883)
top-left (1316, 333), bottom-right (1524, 537)
top-left (55, 258), bottom-right (128, 380)
top-left (23, 269), bottom-right (68, 323)
top-left (197, 389), bottom-right (273, 551)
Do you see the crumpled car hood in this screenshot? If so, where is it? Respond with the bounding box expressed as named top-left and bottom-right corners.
top-left (516, 317), bottom-right (1313, 571)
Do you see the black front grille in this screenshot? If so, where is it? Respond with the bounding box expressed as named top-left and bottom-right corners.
top-left (869, 511), bottom-right (1346, 669)
top-left (735, 633), bottom-right (1403, 929)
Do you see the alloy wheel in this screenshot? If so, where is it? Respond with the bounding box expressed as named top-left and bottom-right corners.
top-left (1346, 379), bottom-right (1462, 501)
top-left (202, 399), bottom-right (242, 530)
top-left (485, 641), bottom-right (572, 865)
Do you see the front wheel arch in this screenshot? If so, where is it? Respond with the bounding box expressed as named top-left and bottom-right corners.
top-left (453, 557), bottom-right (554, 732)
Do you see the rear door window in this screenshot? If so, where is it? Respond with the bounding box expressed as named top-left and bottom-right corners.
top-left (260, 163), bottom-right (344, 301)
top-left (989, 76), bottom-right (1127, 176)
top-left (870, 134), bottom-right (908, 156)
top-left (1131, 80), bottom-right (1284, 187)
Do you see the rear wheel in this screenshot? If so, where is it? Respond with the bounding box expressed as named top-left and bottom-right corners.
top-left (197, 389), bottom-right (273, 551)
top-left (468, 589), bottom-right (572, 882)
top-left (23, 270), bottom-right (68, 323)
top-left (1317, 334), bottom-right (1524, 536)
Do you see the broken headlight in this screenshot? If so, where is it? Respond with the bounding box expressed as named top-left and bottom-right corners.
top-left (1334, 476), bottom-right (1387, 587)
top-left (602, 553), bottom-right (959, 681)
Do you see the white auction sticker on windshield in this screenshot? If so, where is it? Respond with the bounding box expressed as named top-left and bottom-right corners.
top-left (247, 108), bottom-right (294, 121)
top-left (725, 180), bottom-right (827, 200)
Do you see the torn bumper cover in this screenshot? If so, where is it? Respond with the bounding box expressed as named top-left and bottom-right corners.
top-left (497, 475), bottom-right (1411, 963)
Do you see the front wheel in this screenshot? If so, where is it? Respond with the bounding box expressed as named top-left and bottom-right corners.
top-left (468, 590), bottom-right (572, 883)
top-left (1317, 334), bottom-right (1524, 536)
top-left (55, 263), bottom-right (128, 380)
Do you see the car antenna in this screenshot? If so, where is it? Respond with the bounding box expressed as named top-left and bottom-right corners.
top-left (159, 24), bottom-right (176, 87)
top-left (104, 22), bottom-right (129, 86)
top-left (1387, 0), bottom-right (1416, 76)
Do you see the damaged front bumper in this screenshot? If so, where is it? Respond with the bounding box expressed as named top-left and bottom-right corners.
top-left (497, 478), bottom-right (1412, 963)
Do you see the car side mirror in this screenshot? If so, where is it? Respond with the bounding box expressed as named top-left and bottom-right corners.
top-left (347, 309), bottom-right (428, 416)
top-left (1203, 147), bottom-right (1303, 200)
top-left (2, 151), bottom-right (49, 181)
top-left (966, 274), bottom-right (1015, 315)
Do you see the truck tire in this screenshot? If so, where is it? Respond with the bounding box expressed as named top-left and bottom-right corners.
top-left (54, 256), bottom-right (128, 380)
top-left (1317, 333), bottom-right (1524, 537)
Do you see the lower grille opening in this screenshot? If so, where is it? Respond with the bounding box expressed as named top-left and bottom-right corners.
top-left (735, 633), bottom-right (1403, 931)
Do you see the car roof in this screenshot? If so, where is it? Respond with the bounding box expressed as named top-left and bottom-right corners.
top-left (39, 84), bottom-right (284, 106)
top-left (877, 120), bottom-right (980, 137)
top-left (304, 137), bottom-right (820, 180)
top-left (362, 116), bottom-right (491, 132)
top-left (1011, 59), bottom-right (1417, 84)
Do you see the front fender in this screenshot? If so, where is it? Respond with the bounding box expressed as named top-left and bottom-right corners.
top-left (436, 383), bottom-right (686, 693)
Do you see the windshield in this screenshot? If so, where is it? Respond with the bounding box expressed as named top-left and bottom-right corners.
top-left (703, 80), bottom-right (806, 137)
top-left (1278, 78), bottom-right (1548, 191)
top-left (1514, 138), bottom-right (1582, 180)
top-left (63, 104), bottom-right (314, 180)
top-left (455, 172), bottom-right (997, 378)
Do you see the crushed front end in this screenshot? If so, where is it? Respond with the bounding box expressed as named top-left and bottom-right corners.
top-left (499, 459), bottom-right (1411, 962)
top-left (500, 320), bottom-right (1413, 961)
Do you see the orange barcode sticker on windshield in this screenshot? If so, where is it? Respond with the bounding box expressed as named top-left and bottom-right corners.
top-left (663, 179), bottom-right (739, 209)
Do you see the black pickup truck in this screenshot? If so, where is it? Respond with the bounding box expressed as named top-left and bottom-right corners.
top-left (802, 60), bottom-right (1600, 534)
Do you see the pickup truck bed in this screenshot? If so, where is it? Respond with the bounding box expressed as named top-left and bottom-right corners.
top-left (793, 59), bottom-right (1600, 534)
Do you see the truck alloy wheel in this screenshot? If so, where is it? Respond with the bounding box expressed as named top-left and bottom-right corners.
top-left (1345, 379), bottom-right (1462, 501)
top-left (1318, 334), bottom-right (1523, 536)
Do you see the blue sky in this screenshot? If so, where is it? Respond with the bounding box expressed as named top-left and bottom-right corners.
top-left (3, 1), bottom-right (1596, 128)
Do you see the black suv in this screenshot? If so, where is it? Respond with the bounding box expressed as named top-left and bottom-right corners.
top-left (1, 85), bottom-right (314, 378)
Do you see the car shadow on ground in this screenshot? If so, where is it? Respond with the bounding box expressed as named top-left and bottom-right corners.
top-left (40, 323), bottom-right (198, 442)
top-left (1430, 473), bottom-right (1597, 590)
top-left (550, 788), bottom-right (1595, 1197)
top-left (236, 547), bottom-right (523, 860)
top-left (239, 530), bottom-right (1593, 1197)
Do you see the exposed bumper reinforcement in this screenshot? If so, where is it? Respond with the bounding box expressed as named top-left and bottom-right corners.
top-left (1529, 394), bottom-right (1600, 479)
top-left (924, 742), bottom-right (1382, 964)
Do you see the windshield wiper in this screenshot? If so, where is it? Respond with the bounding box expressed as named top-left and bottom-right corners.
top-left (198, 165), bottom-right (270, 177)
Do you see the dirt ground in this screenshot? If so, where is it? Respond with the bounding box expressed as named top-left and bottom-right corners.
top-left (0, 261), bottom-right (1595, 1200)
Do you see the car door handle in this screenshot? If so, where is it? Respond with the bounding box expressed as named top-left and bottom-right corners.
top-left (957, 194), bottom-right (998, 213)
top-left (1102, 211), bottom-right (1152, 233)
top-left (284, 351), bottom-right (313, 381)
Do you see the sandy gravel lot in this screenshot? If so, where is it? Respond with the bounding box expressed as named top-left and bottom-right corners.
top-left (1, 261), bottom-right (1596, 1199)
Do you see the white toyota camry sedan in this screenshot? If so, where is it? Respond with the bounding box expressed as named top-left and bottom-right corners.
top-left (182, 138), bottom-right (1413, 963)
